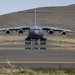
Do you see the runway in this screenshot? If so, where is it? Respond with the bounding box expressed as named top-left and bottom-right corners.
top-left (0, 49), bottom-right (75, 69)
top-left (0, 35), bottom-right (75, 69)
top-left (0, 49), bottom-right (75, 61)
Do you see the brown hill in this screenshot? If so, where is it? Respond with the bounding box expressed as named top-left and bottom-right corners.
top-left (0, 4), bottom-right (75, 31)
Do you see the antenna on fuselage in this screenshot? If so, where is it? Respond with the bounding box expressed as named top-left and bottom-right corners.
top-left (34, 9), bottom-right (36, 26)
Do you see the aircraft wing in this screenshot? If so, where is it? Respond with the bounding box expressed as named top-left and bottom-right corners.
top-left (0, 26), bottom-right (30, 31)
top-left (42, 26), bottom-right (72, 35)
top-left (42, 26), bottom-right (72, 32)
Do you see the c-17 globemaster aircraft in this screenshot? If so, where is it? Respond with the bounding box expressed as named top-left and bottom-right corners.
top-left (0, 9), bottom-right (72, 49)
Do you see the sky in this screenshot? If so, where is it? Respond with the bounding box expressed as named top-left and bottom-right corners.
top-left (0, 0), bottom-right (75, 15)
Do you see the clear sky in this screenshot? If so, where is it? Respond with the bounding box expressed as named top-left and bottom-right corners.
top-left (0, 0), bottom-right (75, 15)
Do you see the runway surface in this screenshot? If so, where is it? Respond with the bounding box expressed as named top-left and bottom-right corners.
top-left (0, 49), bottom-right (75, 62)
top-left (0, 35), bottom-right (75, 69)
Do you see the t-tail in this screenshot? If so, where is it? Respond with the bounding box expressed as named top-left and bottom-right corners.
top-left (34, 9), bottom-right (36, 26)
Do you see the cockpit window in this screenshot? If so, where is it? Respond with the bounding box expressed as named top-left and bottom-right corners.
top-left (33, 29), bottom-right (40, 33)
top-left (33, 29), bottom-right (40, 30)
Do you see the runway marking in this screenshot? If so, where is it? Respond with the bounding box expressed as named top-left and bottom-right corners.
top-left (0, 43), bottom-right (24, 47)
top-left (0, 48), bottom-right (25, 50)
top-left (0, 47), bottom-right (75, 50)
top-left (0, 61), bottom-right (75, 64)
top-left (50, 43), bottom-right (75, 47)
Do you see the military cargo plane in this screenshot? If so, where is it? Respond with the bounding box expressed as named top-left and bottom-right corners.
top-left (0, 9), bottom-right (72, 49)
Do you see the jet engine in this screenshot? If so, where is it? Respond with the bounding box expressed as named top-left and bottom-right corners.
top-left (5, 30), bottom-right (11, 34)
top-left (18, 29), bottom-right (24, 34)
top-left (61, 31), bottom-right (66, 35)
top-left (48, 30), bottom-right (54, 35)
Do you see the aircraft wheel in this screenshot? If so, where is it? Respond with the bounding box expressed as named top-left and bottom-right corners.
top-left (25, 47), bottom-right (31, 50)
top-left (25, 41), bottom-right (31, 45)
top-left (35, 41), bottom-right (38, 49)
top-left (40, 39), bottom-right (46, 49)
top-left (40, 40), bottom-right (46, 45)
top-left (25, 39), bottom-right (31, 49)
top-left (25, 39), bottom-right (31, 44)
top-left (40, 47), bottom-right (46, 49)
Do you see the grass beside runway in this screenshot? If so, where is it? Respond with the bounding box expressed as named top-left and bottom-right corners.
top-left (0, 68), bottom-right (75, 75)
top-left (0, 35), bottom-right (75, 50)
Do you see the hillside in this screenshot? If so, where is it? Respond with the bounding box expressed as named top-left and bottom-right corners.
top-left (0, 4), bottom-right (75, 31)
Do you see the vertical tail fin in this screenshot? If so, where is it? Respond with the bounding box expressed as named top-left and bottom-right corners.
top-left (34, 9), bottom-right (36, 26)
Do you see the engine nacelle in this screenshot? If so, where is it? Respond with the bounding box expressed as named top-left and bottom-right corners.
top-left (18, 29), bottom-right (24, 34)
top-left (5, 30), bottom-right (11, 34)
top-left (61, 31), bottom-right (67, 35)
top-left (48, 30), bottom-right (54, 35)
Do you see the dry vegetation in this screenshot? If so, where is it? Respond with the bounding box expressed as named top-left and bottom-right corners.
top-left (0, 60), bottom-right (75, 75)
top-left (47, 35), bottom-right (75, 50)
top-left (0, 68), bottom-right (75, 75)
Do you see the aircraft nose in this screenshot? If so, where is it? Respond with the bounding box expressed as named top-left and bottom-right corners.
top-left (35, 30), bottom-right (39, 34)
top-left (35, 30), bottom-right (39, 35)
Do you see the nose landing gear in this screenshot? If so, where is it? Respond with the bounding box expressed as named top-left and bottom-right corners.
top-left (25, 38), bottom-right (47, 50)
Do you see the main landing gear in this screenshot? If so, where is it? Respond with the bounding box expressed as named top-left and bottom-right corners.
top-left (25, 38), bottom-right (47, 50)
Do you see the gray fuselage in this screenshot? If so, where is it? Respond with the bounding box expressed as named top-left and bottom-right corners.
top-left (27, 26), bottom-right (43, 39)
